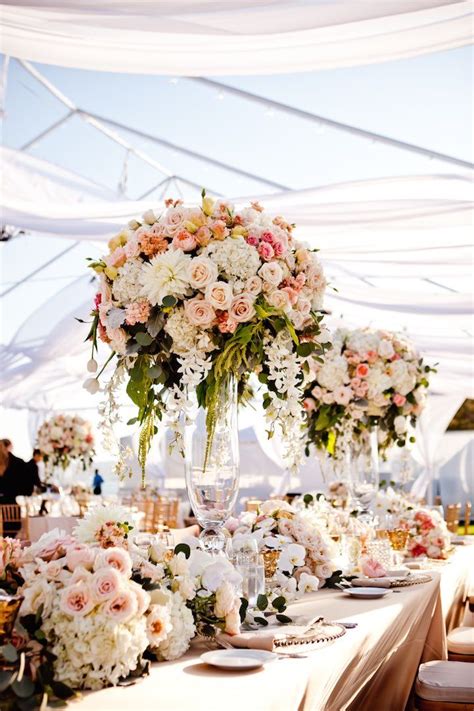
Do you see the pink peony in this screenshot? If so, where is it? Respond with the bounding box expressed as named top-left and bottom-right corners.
top-left (393, 393), bottom-right (407, 407)
top-left (258, 242), bottom-right (274, 261)
top-left (172, 230), bottom-right (197, 252)
top-left (104, 590), bottom-right (138, 623)
top-left (60, 582), bottom-right (95, 617)
top-left (229, 294), bottom-right (256, 323)
top-left (91, 567), bottom-right (122, 601)
top-left (184, 298), bottom-right (216, 327)
top-left (360, 556), bottom-right (387, 578)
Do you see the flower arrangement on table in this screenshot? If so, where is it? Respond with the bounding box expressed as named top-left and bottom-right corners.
top-left (83, 193), bottom-right (328, 479)
top-left (302, 327), bottom-right (434, 460)
top-left (226, 498), bottom-right (338, 605)
top-left (35, 413), bottom-right (95, 474)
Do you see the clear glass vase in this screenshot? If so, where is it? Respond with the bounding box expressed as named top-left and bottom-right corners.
top-left (184, 376), bottom-right (240, 553)
top-left (349, 427), bottom-right (379, 519)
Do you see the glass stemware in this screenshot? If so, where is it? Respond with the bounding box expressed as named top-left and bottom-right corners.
top-left (350, 428), bottom-right (379, 519)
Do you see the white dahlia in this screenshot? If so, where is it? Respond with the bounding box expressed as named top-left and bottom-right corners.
top-left (141, 250), bottom-right (191, 306)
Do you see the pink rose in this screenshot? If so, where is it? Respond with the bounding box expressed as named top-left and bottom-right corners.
top-left (184, 298), bottom-right (216, 327)
top-left (272, 237), bottom-right (285, 257)
top-left (229, 294), bottom-right (256, 323)
top-left (333, 386), bottom-right (353, 406)
top-left (366, 350), bottom-right (378, 364)
top-left (60, 582), bottom-right (95, 617)
top-left (205, 281), bottom-right (233, 310)
top-left (258, 242), bottom-right (274, 261)
top-left (360, 556), bottom-right (387, 578)
top-left (104, 590), bottom-right (138, 623)
top-left (94, 547), bottom-right (132, 578)
top-left (66, 545), bottom-right (95, 572)
top-left (356, 363), bottom-right (369, 378)
top-left (187, 256), bottom-right (218, 290)
top-left (282, 286), bottom-right (298, 306)
top-left (261, 231), bottom-right (274, 243)
top-left (91, 567), bottom-right (122, 601)
top-left (30, 532), bottom-right (74, 562)
top-left (246, 234), bottom-right (259, 247)
top-left (173, 230), bottom-right (197, 252)
top-left (303, 397), bottom-right (317, 412)
top-left (195, 226), bottom-right (211, 247)
top-left (393, 393), bottom-right (407, 407)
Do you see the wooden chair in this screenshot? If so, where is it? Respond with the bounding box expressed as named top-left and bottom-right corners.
top-left (464, 501), bottom-right (472, 535)
top-left (415, 661), bottom-right (474, 710)
top-left (445, 503), bottom-right (462, 533)
top-left (0, 504), bottom-right (28, 539)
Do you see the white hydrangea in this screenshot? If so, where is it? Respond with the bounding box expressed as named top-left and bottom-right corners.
top-left (164, 307), bottom-right (200, 354)
top-left (112, 259), bottom-right (144, 304)
top-left (317, 355), bottom-right (349, 390)
top-left (202, 236), bottom-right (261, 283)
top-left (150, 590), bottom-right (195, 661)
top-left (346, 329), bottom-right (380, 355)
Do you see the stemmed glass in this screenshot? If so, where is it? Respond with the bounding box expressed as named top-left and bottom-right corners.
top-left (350, 428), bottom-right (379, 521)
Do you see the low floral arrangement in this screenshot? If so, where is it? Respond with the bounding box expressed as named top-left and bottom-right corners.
top-left (83, 193), bottom-right (328, 478)
top-left (35, 414), bottom-right (95, 474)
top-left (292, 492), bottom-right (372, 538)
top-left (375, 487), bottom-right (452, 559)
top-left (303, 327), bottom-right (434, 459)
top-left (226, 498), bottom-right (338, 602)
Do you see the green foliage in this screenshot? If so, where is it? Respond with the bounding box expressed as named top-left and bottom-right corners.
top-left (174, 543), bottom-right (191, 559)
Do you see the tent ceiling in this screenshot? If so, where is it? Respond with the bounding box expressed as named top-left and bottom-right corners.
top-left (0, 1), bottom-right (472, 74)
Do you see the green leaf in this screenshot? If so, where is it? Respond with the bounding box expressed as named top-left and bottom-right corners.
top-left (162, 295), bottom-right (177, 308)
top-left (239, 597), bottom-right (249, 623)
top-left (272, 596), bottom-right (287, 613)
top-left (147, 365), bottom-right (162, 379)
top-left (127, 417), bottom-right (138, 425)
top-left (12, 676), bottom-right (35, 698)
top-left (135, 331), bottom-right (153, 346)
top-left (0, 644), bottom-right (18, 662)
top-left (51, 681), bottom-right (76, 700)
top-left (296, 342), bottom-right (315, 357)
top-left (254, 616), bottom-right (269, 626)
top-left (303, 493), bottom-right (314, 508)
top-left (126, 376), bottom-right (150, 408)
top-left (256, 594), bottom-right (268, 611)
top-left (174, 543), bottom-right (191, 559)
top-left (0, 669), bottom-right (16, 692)
top-left (276, 614), bottom-right (292, 624)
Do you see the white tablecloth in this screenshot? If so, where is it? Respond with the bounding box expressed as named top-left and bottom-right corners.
top-left (66, 545), bottom-right (473, 711)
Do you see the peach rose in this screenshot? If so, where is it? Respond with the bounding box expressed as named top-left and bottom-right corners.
top-left (195, 226), bottom-right (211, 247)
top-left (60, 582), bottom-right (95, 617)
top-left (94, 547), bottom-right (132, 578)
top-left (91, 567), bottom-right (122, 601)
top-left (104, 590), bottom-right (138, 623)
top-left (187, 256), bottom-right (218, 290)
top-left (229, 294), bottom-right (255, 323)
top-left (205, 281), bottom-right (233, 310)
top-left (66, 545), bottom-right (96, 572)
top-left (164, 207), bottom-right (186, 236)
top-left (267, 289), bottom-right (291, 312)
top-left (173, 230), bottom-right (197, 252)
top-left (184, 298), bottom-right (216, 327)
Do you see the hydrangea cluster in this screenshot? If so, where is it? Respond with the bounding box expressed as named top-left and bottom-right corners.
top-left (303, 327), bottom-right (433, 458)
top-left (84, 194), bottom-right (328, 476)
top-left (36, 413), bottom-right (95, 473)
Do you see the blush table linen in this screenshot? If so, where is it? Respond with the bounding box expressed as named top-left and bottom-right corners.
top-left (53, 546), bottom-right (473, 711)
top-left (25, 516), bottom-right (78, 541)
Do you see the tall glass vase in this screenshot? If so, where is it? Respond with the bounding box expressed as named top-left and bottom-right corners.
top-left (349, 427), bottom-right (379, 519)
top-left (184, 376), bottom-right (240, 553)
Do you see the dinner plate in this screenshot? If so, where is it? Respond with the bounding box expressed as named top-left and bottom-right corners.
top-left (345, 587), bottom-right (390, 599)
top-left (200, 649), bottom-right (277, 670)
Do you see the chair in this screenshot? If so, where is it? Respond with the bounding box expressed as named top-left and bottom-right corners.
top-left (0, 504), bottom-right (28, 539)
top-left (415, 661), bottom-right (474, 710)
top-left (464, 502), bottom-right (472, 535)
top-left (137, 497), bottom-right (180, 532)
top-left (447, 627), bottom-right (474, 662)
top-left (445, 503), bottom-right (462, 534)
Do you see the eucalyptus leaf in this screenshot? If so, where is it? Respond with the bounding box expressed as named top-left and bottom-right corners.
top-left (12, 676), bottom-right (35, 698)
top-left (174, 543), bottom-right (191, 559)
top-left (276, 614), bottom-right (292, 624)
top-left (256, 594), bottom-right (268, 611)
top-left (135, 331), bottom-right (153, 346)
top-left (0, 644), bottom-right (18, 662)
top-left (254, 616), bottom-right (269, 626)
top-left (161, 295), bottom-right (177, 308)
top-left (147, 312), bottom-right (164, 338)
top-left (107, 307), bottom-right (126, 329)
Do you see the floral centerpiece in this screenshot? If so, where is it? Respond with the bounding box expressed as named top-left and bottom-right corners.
top-left (226, 499), bottom-right (337, 601)
top-left (36, 413), bottom-right (95, 474)
top-left (84, 194), bottom-right (328, 479)
top-left (303, 327), bottom-right (433, 460)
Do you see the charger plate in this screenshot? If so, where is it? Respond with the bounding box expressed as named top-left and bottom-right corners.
top-left (273, 619), bottom-right (346, 652)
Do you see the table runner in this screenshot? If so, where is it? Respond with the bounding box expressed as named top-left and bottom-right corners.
top-left (52, 545), bottom-right (473, 711)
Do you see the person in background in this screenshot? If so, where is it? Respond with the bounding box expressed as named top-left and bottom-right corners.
top-left (24, 449), bottom-right (46, 496)
top-left (92, 468), bottom-right (104, 495)
top-left (0, 440), bottom-right (24, 536)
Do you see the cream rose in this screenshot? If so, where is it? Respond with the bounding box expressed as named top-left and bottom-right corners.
top-left (59, 582), bottom-right (95, 617)
top-left (184, 297), bottom-right (216, 328)
top-left (65, 545), bottom-right (95, 572)
top-left (245, 275), bottom-right (263, 296)
top-left (229, 293), bottom-right (255, 323)
top-left (104, 590), bottom-right (138, 623)
top-left (205, 281), bottom-right (233, 310)
top-left (187, 257), bottom-right (218, 290)
top-left (259, 262), bottom-right (283, 286)
top-left (146, 604), bottom-right (172, 645)
top-left (94, 547), bottom-right (132, 578)
top-left (267, 289), bottom-right (291, 312)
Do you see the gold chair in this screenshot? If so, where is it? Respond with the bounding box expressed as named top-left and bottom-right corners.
top-left (0, 504), bottom-right (28, 539)
top-left (464, 502), bottom-right (472, 535)
top-left (445, 503), bottom-right (462, 534)
top-left (137, 497), bottom-right (180, 532)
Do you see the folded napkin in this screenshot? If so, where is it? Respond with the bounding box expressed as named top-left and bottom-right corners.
top-left (351, 577), bottom-right (392, 588)
top-left (218, 615), bottom-right (324, 652)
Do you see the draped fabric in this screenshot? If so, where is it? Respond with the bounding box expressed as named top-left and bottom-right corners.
top-left (0, 1), bottom-right (471, 75)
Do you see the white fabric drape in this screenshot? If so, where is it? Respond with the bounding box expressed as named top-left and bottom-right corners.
top-left (0, 1), bottom-right (472, 75)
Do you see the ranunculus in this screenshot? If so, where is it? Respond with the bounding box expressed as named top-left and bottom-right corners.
top-left (259, 262), bottom-right (283, 286)
top-left (205, 281), bottom-right (233, 310)
top-left (66, 544), bottom-right (95, 572)
top-left (393, 393), bottom-right (407, 407)
top-left (229, 294), bottom-right (255, 323)
top-left (60, 582), bottom-right (95, 617)
top-left (91, 567), bottom-right (122, 601)
top-left (104, 590), bottom-right (138, 623)
top-left (356, 363), bottom-right (369, 378)
top-left (267, 289), bottom-right (291, 312)
top-left (187, 256), bottom-right (218, 290)
top-left (184, 298), bottom-right (215, 328)
top-left (360, 556), bottom-right (387, 578)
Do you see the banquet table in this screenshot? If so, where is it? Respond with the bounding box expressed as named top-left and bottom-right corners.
top-left (65, 545), bottom-right (473, 711)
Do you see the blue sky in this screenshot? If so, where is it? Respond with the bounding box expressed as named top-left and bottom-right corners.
top-left (0, 45), bottom-right (472, 343)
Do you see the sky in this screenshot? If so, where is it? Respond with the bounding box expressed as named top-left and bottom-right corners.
top-left (0, 45), bottom-right (473, 345)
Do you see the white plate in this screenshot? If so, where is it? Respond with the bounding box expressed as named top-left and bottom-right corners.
top-left (200, 649), bottom-right (277, 670)
top-left (345, 587), bottom-right (390, 599)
